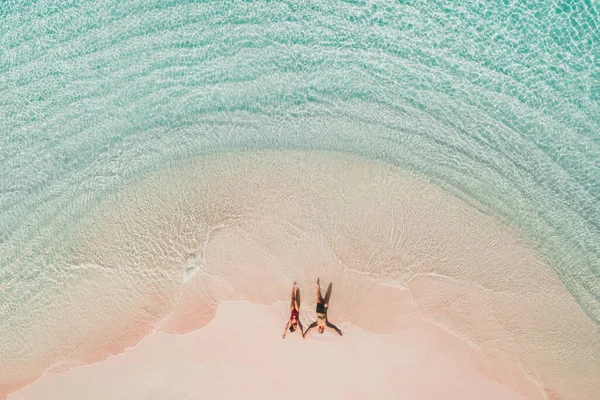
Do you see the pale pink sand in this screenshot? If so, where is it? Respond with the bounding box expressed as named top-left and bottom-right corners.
top-left (9, 300), bottom-right (544, 400)
top-left (3, 151), bottom-right (598, 399)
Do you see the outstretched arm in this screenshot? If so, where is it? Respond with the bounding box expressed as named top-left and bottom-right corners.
top-left (326, 321), bottom-right (343, 336)
top-left (303, 321), bottom-right (317, 338)
top-left (298, 320), bottom-right (304, 336)
top-left (282, 321), bottom-right (291, 339)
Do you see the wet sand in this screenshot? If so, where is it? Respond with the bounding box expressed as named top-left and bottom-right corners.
top-left (3, 151), bottom-right (598, 399)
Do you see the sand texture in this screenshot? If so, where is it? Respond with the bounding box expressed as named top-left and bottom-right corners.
top-left (3, 151), bottom-right (599, 399)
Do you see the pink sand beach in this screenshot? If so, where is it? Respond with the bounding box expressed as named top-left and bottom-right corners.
top-left (9, 299), bottom-right (546, 400)
top-left (3, 152), bottom-right (599, 399)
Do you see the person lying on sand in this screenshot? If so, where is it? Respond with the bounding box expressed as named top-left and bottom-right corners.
top-left (303, 278), bottom-right (342, 337)
top-left (283, 281), bottom-right (303, 338)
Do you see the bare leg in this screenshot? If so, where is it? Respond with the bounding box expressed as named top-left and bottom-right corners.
top-left (316, 278), bottom-right (323, 303)
top-left (290, 281), bottom-right (297, 311)
top-left (323, 282), bottom-right (333, 307)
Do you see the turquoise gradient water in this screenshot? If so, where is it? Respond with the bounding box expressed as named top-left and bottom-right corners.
top-left (1, 0), bottom-right (599, 358)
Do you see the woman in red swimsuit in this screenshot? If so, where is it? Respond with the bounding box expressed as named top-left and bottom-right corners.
top-left (282, 281), bottom-right (303, 338)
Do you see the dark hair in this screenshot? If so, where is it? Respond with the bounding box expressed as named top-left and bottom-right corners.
top-left (289, 325), bottom-right (296, 332)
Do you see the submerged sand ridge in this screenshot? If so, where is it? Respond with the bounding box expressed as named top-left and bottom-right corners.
top-left (4, 151), bottom-right (599, 399)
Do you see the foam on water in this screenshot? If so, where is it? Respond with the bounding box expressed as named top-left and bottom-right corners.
top-left (1, 0), bottom-right (599, 398)
top-left (3, 151), bottom-right (599, 399)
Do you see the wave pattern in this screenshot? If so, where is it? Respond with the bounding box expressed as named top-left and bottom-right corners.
top-left (1, 0), bottom-right (599, 378)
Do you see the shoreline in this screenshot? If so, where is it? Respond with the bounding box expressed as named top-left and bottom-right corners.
top-left (8, 300), bottom-right (547, 400)
top-left (2, 151), bottom-right (597, 399)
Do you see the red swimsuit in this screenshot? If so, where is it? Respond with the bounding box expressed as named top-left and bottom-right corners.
top-left (290, 309), bottom-right (299, 322)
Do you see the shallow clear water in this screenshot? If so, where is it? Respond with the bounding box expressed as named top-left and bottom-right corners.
top-left (1, 0), bottom-right (599, 397)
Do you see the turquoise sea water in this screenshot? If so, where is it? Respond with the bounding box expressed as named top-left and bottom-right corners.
top-left (1, 0), bottom-right (599, 354)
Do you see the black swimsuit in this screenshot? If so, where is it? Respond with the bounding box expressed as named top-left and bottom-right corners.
top-left (316, 303), bottom-right (326, 314)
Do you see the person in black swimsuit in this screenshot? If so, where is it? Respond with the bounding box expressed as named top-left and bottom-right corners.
top-left (303, 278), bottom-right (342, 337)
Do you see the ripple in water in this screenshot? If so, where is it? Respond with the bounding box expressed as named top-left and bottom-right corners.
top-left (0, 1), bottom-right (599, 399)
